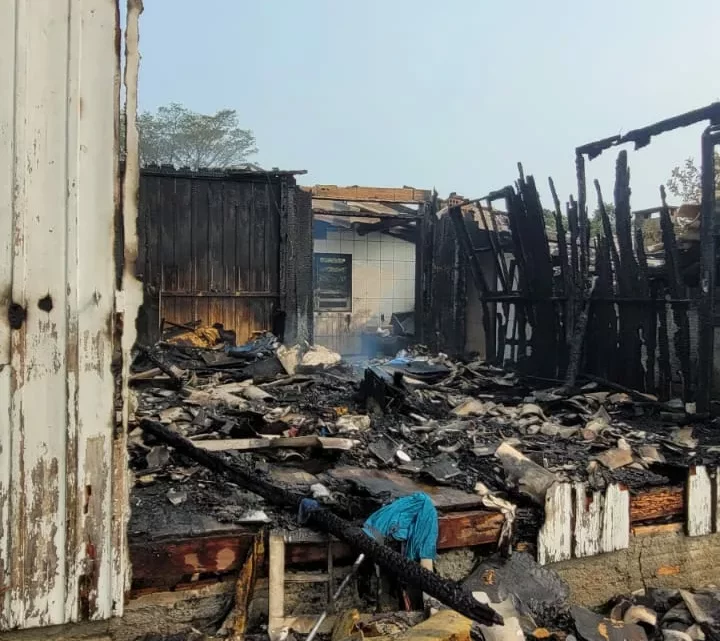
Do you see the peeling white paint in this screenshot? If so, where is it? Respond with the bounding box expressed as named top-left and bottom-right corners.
top-left (538, 482), bottom-right (629, 565)
top-left (687, 465), bottom-right (713, 537)
top-left (600, 484), bottom-right (630, 553)
top-left (0, 0), bottom-right (137, 630)
top-left (573, 483), bottom-right (602, 558)
top-left (538, 483), bottom-right (572, 564)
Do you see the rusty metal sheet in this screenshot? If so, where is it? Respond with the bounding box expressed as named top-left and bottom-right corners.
top-left (0, 0), bottom-right (135, 629)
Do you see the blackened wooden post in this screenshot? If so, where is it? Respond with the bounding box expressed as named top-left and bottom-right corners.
top-left (448, 205), bottom-right (494, 359)
top-left (594, 180), bottom-right (621, 287)
top-left (614, 151), bottom-right (643, 389)
top-left (696, 126), bottom-right (719, 413)
top-left (549, 178), bottom-right (571, 372)
top-left (634, 214), bottom-right (656, 392)
top-left (576, 154), bottom-right (590, 280)
top-left (660, 185), bottom-right (692, 402)
top-left (549, 178), bottom-right (571, 300)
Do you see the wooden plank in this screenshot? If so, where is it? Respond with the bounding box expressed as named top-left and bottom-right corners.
top-left (629, 486), bottom-right (684, 522)
top-left (327, 467), bottom-right (484, 512)
top-left (632, 523), bottom-right (683, 537)
top-left (192, 179), bottom-right (210, 298)
top-left (160, 176), bottom-right (178, 292)
top-left (437, 511), bottom-right (505, 549)
top-left (574, 483), bottom-right (602, 558)
top-left (235, 184), bottom-right (255, 291)
top-left (194, 436), bottom-right (358, 452)
top-left (206, 181), bottom-right (225, 298)
top-left (129, 534), bottom-right (256, 588)
top-left (537, 483), bottom-right (572, 564)
top-left (268, 532), bottom-right (285, 641)
top-left (175, 177), bottom-right (193, 292)
top-left (223, 182), bottom-right (238, 292)
top-left (228, 533), bottom-right (264, 640)
top-left (308, 185), bottom-right (431, 204)
top-left (600, 484), bottom-right (630, 553)
top-left (254, 182), bottom-right (269, 295)
top-left (687, 465), bottom-right (713, 537)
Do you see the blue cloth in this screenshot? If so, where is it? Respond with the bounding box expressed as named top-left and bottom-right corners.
top-left (362, 492), bottom-right (438, 561)
top-left (298, 498), bottom-right (320, 524)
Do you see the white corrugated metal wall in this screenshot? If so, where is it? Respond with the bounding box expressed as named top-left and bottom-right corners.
top-left (0, 0), bottom-right (140, 630)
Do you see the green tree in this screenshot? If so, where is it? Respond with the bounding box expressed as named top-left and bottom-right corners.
top-left (590, 202), bottom-right (614, 237)
top-left (542, 204), bottom-right (614, 238)
top-left (135, 103), bottom-right (258, 169)
top-left (666, 153), bottom-right (720, 204)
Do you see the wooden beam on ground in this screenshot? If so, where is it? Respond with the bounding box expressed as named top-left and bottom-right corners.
top-left (306, 184), bottom-right (432, 204)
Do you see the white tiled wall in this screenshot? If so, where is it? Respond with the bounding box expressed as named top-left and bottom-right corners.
top-left (314, 227), bottom-right (416, 353)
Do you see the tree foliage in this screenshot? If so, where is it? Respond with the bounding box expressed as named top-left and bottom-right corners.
top-left (135, 103), bottom-right (258, 169)
top-left (666, 153), bottom-right (720, 204)
top-left (590, 202), bottom-right (614, 237)
top-left (542, 204), bottom-right (614, 238)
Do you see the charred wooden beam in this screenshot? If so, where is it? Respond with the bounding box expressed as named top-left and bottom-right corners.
top-left (660, 185), bottom-right (692, 402)
top-left (593, 181), bottom-right (622, 288)
top-left (696, 125), bottom-right (720, 413)
top-left (576, 155), bottom-right (590, 281)
top-left (613, 152), bottom-right (644, 390)
top-left (634, 217), bottom-right (656, 392)
top-left (448, 205), bottom-right (494, 359)
top-left (577, 102), bottom-right (720, 159)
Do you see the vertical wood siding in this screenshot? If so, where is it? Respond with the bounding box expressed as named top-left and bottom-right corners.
top-left (138, 171), bottom-right (285, 344)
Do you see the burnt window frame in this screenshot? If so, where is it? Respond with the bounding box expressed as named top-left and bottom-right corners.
top-left (313, 252), bottom-right (352, 312)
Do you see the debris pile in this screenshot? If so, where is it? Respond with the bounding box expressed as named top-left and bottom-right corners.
top-left (129, 331), bottom-right (718, 529)
top-left (462, 553), bottom-right (720, 641)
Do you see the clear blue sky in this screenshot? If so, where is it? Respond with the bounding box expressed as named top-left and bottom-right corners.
top-left (136, 0), bottom-right (720, 209)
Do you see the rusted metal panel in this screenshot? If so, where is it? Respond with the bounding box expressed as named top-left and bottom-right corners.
top-left (0, 0), bottom-right (134, 629)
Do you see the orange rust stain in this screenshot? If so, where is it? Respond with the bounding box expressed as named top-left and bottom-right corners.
top-left (481, 569), bottom-right (496, 585)
top-left (533, 629), bottom-right (551, 639)
top-left (184, 552), bottom-right (200, 571)
top-left (216, 547), bottom-right (237, 569)
top-left (656, 565), bottom-right (681, 576)
top-left (597, 622), bottom-right (610, 641)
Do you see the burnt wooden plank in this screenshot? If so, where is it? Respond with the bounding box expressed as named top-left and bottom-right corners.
top-left (696, 129), bottom-right (718, 413)
top-left (613, 152), bottom-right (643, 390)
top-left (223, 182), bottom-right (239, 292)
top-left (254, 182), bottom-right (269, 294)
top-left (161, 176), bottom-right (178, 292)
top-left (130, 532), bottom-right (256, 589)
top-left (660, 186), bottom-right (692, 401)
top-left (634, 217), bottom-right (656, 392)
top-left (237, 182), bottom-right (253, 293)
top-left (576, 154), bottom-right (590, 280)
top-left (517, 172), bottom-right (558, 376)
top-left (549, 178), bottom-right (570, 299)
top-left (192, 179), bottom-right (210, 296)
top-left (657, 300), bottom-right (672, 399)
top-left (208, 181), bottom-right (225, 295)
top-left (175, 177), bottom-right (193, 292)
top-left (437, 511), bottom-right (505, 549)
top-left (267, 183), bottom-right (281, 295)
